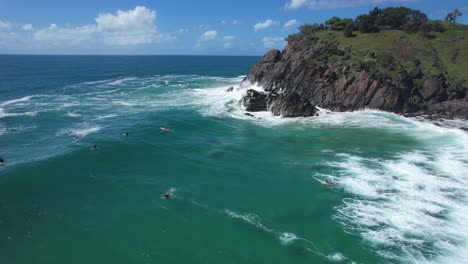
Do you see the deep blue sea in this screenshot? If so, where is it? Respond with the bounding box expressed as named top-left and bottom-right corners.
top-left (1, 55), bottom-right (467, 264)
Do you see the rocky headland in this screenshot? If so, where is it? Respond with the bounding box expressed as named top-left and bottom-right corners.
top-left (240, 37), bottom-right (468, 120)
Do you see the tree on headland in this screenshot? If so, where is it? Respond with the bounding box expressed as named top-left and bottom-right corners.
top-left (445, 9), bottom-right (463, 26)
top-left (344, 23), bottom-right (354, 37)
top-left (285, 6), bottom-right (453, 43)
top-left (325, 17), bottom-right (342, 30)
top-left (356, 14), bottom-right (379, 33)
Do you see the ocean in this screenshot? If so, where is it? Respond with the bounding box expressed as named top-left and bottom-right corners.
top-left (0, 55), bottom-right (467, 264)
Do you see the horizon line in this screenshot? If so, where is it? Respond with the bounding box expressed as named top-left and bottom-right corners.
top-left (0, 53), bottom-right (263, 57)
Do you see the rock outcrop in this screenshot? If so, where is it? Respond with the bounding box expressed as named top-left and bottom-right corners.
top-left (242, 38), bottom-right (468, 119)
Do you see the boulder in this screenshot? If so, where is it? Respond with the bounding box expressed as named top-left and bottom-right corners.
top-left (270, 93), bottom-right (318, 117)
top-left (243, 89), bottom-right (267, 112)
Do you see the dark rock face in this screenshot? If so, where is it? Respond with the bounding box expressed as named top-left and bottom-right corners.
top-left (243, 89), bottom-right (268, 112)
top-left (269, 93), bottom-right (318, 117)
top-left (242, 39), bottom-right (468, 119)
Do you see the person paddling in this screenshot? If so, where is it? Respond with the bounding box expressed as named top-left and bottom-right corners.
top-left (123, 131), bottom-right (129, 136)
top-left (0, 157), bottom-right (4, 165)
top-left (162, 188), bottom-right (175, 200)
top-left (91, 144), bottom-right (98, 151)
top-left (161, 127), bottom-right (174, 132)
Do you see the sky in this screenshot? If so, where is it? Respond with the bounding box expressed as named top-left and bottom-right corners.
top-left (0, 0), bottom-right (467, 55)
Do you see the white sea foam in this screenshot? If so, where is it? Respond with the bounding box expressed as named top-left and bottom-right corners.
top-left (114, 100), bottom-right (137, 107)
top-left (224, 209), bottom-right (273, 233)
top-left (96, 114), bottom-right (118, 120)
top-left (58, 125), bottom-right (102, 137)
top-left (279, 232), bottom-right (298, 245)
top-left (82, 79), bottom-right (114, 85)
top-left (224, 209), bottom-right (338, 260)
top-left (0, 96), bottom-right (33, 106)
top-left (66, 111), bottom-right (82, 117)
top-left (0, 108), bottom-right (38, 118)
top-left (314, 134), bottom-right (468, 264)
top-left (327, 252), bottom-right (347, 262)
top-left (108, 77), bottom-right (137, 86)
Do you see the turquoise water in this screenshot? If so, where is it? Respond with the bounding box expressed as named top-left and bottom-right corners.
top-left (1, 55), bottom-right (467, 264)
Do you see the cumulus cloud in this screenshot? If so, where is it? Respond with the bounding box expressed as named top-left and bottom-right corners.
top-left (285, 0), bottom-right (417, 10)
top-left (32, 6), bottom-right (173, 46)
top-left (0, 21), bottom-right (12, 31)
top-left (21, 24), bottom-right (33, 31)
top-left (262, 37), bottom-right (286, 48)
top-left (283, 19), bottom-right (299, 28)
top-left (199, 30), bottom-right (218, 41)
top-left (254, 19), bottom-right (275, 31)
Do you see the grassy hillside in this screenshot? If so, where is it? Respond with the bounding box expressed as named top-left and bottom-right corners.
top-left (313, 21), bottom-right (468, 88)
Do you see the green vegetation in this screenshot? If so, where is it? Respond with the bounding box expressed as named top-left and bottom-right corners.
top-left (285, 6), bottom-right (468, 87)
top-left (445, 9), bottom-right (464, 26)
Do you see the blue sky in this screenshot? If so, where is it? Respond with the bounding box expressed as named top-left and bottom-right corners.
top-left (0, 0), bottom-right (467, 55)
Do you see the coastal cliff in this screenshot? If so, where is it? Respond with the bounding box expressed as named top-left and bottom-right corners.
top-left (242, 35), bottom-right (468, 119)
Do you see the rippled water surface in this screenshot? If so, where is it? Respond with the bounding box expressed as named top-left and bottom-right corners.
top-left (1, 55), bottom-right (467, 264)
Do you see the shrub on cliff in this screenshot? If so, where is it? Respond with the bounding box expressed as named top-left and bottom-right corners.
top-left (286, 24), bottom-right (323, 42)
top-left (356, 6), bottom-right (427, 33)
top-left (433, 22), bottom-right (446, 33)
top-left (344, 23), bottom-right (354, 37)
top-left (356, 15), bottom-right (379, 33)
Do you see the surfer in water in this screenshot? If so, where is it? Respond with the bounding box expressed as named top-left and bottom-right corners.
top-left (324, 180), bottom-right (332, 186)
top-left (0, 157), bottom-right (4, 165)
top-left (72, 135), bottom-right (80, 140)
top-left (91, 144), bottom-right (98, 151)
top-left (161, 127), bottom-right (173, 132)
top-left (162, 188), bottom-right (175, 200)
top-left (123, 131), bottom-right (129, 136)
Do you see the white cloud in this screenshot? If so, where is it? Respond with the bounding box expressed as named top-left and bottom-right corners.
top-left (179, 28), bottom-right (189, 33)
top-left (222, 35), bottom-right (236, 48)
top-left (221, 19), bottom-right (239, 25)
top-left (33, 25), bottom-right (95, 45)
top-left (285, 0), bottom-right (417, 10)
top-left (262, 37), bottom-right (286, 48)
top-left (254, 19), bottom-right (275, 31)
top-left (21, 24), bottom-right (33, 31)
top-left (0, 21), bottom-right (12, 31)
top-left (283, 19), bottom-right (299, 28)
top-left (223, 35), bottom-right (236, 41)
top-left (0, 31), bottom-right (17, 45)
top-left (199, 30), bottom-right (218, 41)
top-left (32, 6), bottom-right (173, 46)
